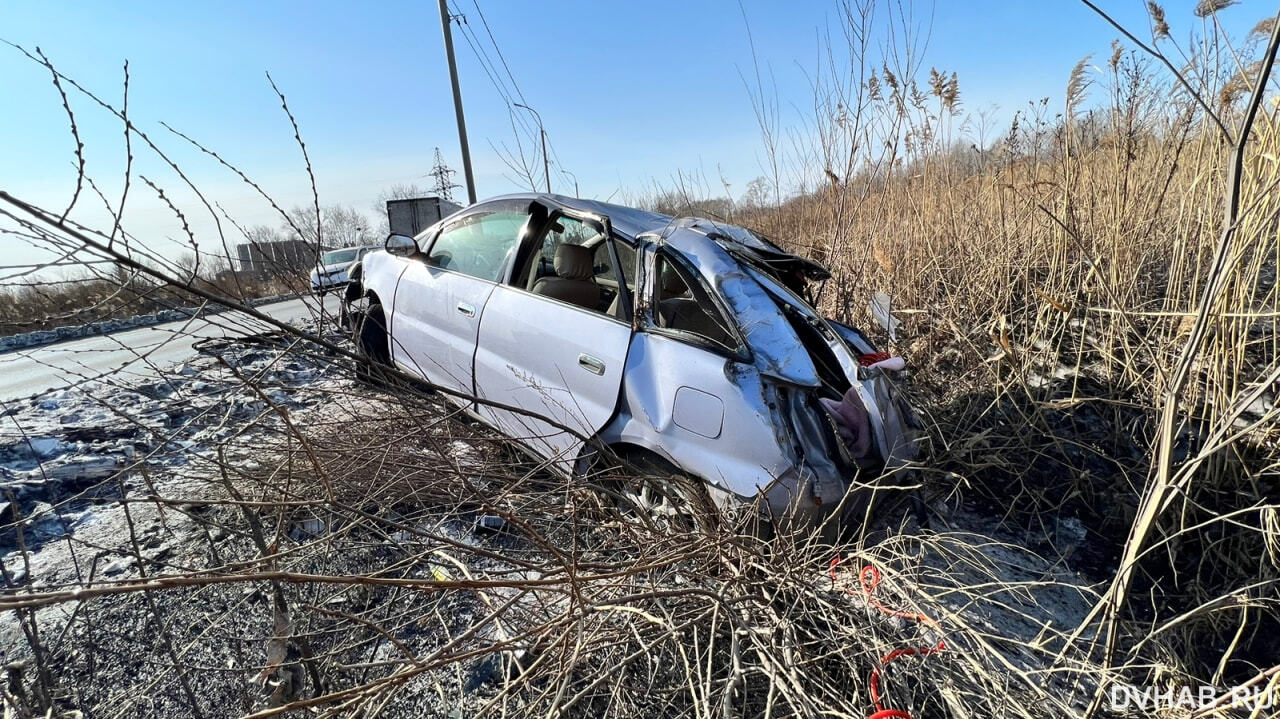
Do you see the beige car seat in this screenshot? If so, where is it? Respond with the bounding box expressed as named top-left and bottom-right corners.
top-left (658, 263), bottom-right (733, 344)
top-left (532, 244), bottom-right (600, 310)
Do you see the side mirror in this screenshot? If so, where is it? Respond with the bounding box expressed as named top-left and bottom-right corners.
top-left (385, 233), bottom-right (418, 257)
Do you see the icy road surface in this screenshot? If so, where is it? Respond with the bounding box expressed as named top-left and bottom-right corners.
top-left (0, 295), bottom-right (341, 402)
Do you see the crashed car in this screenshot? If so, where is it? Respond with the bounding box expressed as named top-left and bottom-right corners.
top-left (343, 194), bottom-right (921, 529)
top-left (311, 245), bottom-right (379, 294)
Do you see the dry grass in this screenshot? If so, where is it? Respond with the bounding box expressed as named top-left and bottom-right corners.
top-left (2, 2), bottom-right (1280, 717)
top-left (640, 1), bottom-right (1280, 709)
top-left (0, 359), bottom-right (1114, 718)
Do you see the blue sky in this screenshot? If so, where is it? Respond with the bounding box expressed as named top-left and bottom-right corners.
top-left (0, 1), bottom-right (1264, 268)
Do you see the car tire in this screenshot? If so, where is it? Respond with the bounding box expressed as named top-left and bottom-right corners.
top-left (353, 302), bottom-right (392, 383)
top-left (609, 449), bottom-right (720, 534)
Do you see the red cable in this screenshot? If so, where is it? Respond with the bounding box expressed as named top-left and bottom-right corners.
top-left (858, 351), bottom-right (893, 367)
top-left (830, 557), bottom-right (947, 719)
top-left (867, 711), bottom-right (914, 719)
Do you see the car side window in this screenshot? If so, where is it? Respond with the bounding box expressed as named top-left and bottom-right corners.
top-left (598, 239), bottom-right (637, 294)
top-left (591, 238), bottom-right (637, 320)
top-left (518, 214), bottom-right (628, 318)
top-left (653, 253), bottom-right (739, 352)
top-left (426, 210), bottom-right (527, 282)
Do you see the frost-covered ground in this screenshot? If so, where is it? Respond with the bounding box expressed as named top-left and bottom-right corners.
top-left (0, 326), bottom-right (564, 716)
top-left (0, 325), bottom-right (1110, 718)
top-left (0, 336), bottom-right (344, 607)
top-left (1, 331), bottom-right (332, 563)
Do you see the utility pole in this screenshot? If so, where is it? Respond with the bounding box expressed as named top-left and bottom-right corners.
top-left (514, 103), bottom-right (550, 194)
top-left (438, 0), bottom-right (477, 204)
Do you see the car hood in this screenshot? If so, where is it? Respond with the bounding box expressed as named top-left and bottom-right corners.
top-left (654, 226), bottom-right (824, 388)
top-left (315, 262), bottom-right (351, 274)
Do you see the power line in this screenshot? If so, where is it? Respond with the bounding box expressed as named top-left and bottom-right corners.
top-left (448, 8), bottom-right (512, 105)
top-left (448, 4), bottom-right (529, 125)
top-left (446, 2), bottom-right (578, 194)
top-left (470, 0), bottom-right (528, 106)
top-left (472, 9), bottom-right (578, 193)
top-left (447, 8), bottom-right (544, 189)
top-left (446, 3), bottom-right (539, 142)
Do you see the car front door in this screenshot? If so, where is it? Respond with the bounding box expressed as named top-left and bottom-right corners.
top-left (390, 200), bottom-right (529, 401)
top-left (473, 205), bottom-right (634, 470)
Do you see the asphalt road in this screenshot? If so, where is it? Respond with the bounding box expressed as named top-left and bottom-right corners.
top-left (0, 295), bottom-right (342, 402)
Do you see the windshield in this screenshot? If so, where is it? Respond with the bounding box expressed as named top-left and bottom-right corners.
top-left (321, 249), bottom-right (360, 265)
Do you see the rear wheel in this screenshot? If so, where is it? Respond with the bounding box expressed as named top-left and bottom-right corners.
top-left (606, 449), bottom-right (720, 533)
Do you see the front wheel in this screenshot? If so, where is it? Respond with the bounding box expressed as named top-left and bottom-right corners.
top-left (352, 302), bottom-right (392, 382)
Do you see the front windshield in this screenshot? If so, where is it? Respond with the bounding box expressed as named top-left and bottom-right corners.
top-left (322, 249), bottom-right (360, 265)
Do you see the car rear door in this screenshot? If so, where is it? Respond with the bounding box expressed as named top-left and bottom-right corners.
top-left (473, 205), bottom-right (634, 470)
top-left (390, 200), bottom-right (530, 401)
top-left (613, 247), bottom-right (798, 500)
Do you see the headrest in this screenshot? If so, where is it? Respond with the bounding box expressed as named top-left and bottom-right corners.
top-left (553, 244), bottom-right (594, 281)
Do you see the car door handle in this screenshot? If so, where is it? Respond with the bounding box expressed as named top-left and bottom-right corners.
top-left (578, 354), bottom-right (606, 375)
top-left (456, 302), bottom-right (476, 317)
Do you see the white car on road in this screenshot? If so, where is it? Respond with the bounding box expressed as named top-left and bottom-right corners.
top-left (344, 195), bottom-right (921, 530)
top-left (310, 246), bottom-right (378, 295)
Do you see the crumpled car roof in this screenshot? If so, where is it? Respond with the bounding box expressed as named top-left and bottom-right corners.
top-left (486, 193), bottom-right (674, 238)
top-left (489, 194), bottom-right (827, 280)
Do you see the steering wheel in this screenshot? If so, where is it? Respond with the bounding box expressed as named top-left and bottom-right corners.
top-left (469, 252), bottom-right (498, 279)
top-left (429, 250), bottom-right (453, 269)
